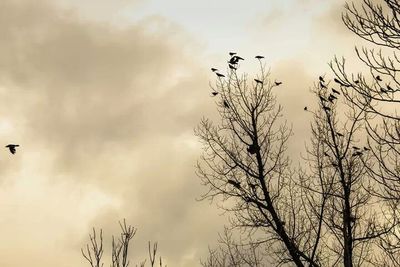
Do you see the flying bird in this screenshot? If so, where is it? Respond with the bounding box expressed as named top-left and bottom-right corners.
top-left (275, 81), bottom-right (282, 86)
top-left (6, 144), bottom-right (19, 154)
top-left (211, 68), bottom-right (218, 72)
top-left (255, 55), bottom-right (264, 59)
top-left (332, 88), bottom-right (340, 94)
top-left (254, 79), bottom-right (262, 84)
top-left (376, 75), bottom-right (382, 82)
top-left (216, 73), bottom-right (225, 78)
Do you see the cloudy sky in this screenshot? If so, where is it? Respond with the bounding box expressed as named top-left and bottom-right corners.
top-left (0, 0), bottom-right (367, 266)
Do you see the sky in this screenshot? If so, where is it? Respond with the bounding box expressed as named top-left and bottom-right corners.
top-left (0, 0), bottom-right (368, 266)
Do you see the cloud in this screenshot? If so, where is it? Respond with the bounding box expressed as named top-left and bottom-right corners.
top-left (0, 0), bottom-right (225, 266)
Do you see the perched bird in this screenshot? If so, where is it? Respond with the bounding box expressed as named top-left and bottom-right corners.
top-left (352, 146), bottom-right (360, 150)
top-left (332, 88), bottom-right (341, 94)
top-left (329, 94), bottom-right (338, 100)
top-left (387, 84), bottom-right (393, 91)
top-left (376, 75), bottom-right (382, 82)
top-left (254, 79), bottom-right (262, 84)
top-left (6, 144), bottom-right (19, 154)
top-left (275, 81), bottom-right (282, 86)
top-left (229, 52), bottom-right (237, 57)
top-left (229, 56), bottom-right (244, 65)
top-left (320, 81), bottom-right (327, 89)
top-left (228, 179), bottom-right (240, 189)
top-left (364, 147), bottom-right (370, 151)
top-left (354, 80), bottom-right (360, 84)
top-left (216, 73), bottom-right (225, 78)
top-left (323, 152), bottom-right (329, 157)
top-left (223, 100), bottom-right (230, 108)
top-left (211, 68), bottom-right (218, 72)
top-left (228, 64), bottom-right (237, 70)
top-left (255, 55), bottom-right (264, 59)
top-left (304, 106), bottom-right (308, 111)
top-left (227, 179), bottom-right (241, 189)
top-left (380, 88), bottom-right (388, 93)
top-left (337, 132), bottom-right (344, 137)
top-left (211, 91), bottom-right (219, 96)
top-left (352, 151), bottom-right (363, 157)
top-left (247, 143), bottom-right (259, 155)
top-left (319, 76), bottom-right (325, 83)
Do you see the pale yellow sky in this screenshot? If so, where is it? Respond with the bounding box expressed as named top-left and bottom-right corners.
top-left (0, 0), bottom-right (369, 266)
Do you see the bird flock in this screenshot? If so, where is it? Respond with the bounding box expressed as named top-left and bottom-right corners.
top-left (209, 52), bottom-right (283, 159)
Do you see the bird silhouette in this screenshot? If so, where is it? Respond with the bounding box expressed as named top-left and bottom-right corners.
top-left (229, 64), bottom-right (237, 70)
top-left (352, 151), bottom-right (363, 157)
top-left (376, 75), bottom-right (382, 82)
top-left (352, 146), bottom-right (360, 150)
top-left (354, 80), bottom-right (360, 84)
top-left (319, 96), bottom-right (327, 102)
top-left (387, 85), bottom-right (393, 91)
top-left (332, 88), bottom-right (340, 94)
top-left (6, 144), bottom-right (19, 154)
top-left (275, 81), bottom-right (282, 86)
top-left (211, 91), bottom-right (219, 96)
top-left (320, 81), bottom-right (327, 89)
top-left (255, 55), bottom-right (264, 59)
top-left (254, 79), bottom-right (262, 84)
top-left (337, 132), bottom-right (344, 137)
top-left (304, 106), bottom-right (308, 111)
top-left (363, 147), bottom-right (370, 151)
top-left (216, 73), bottom-right (225, 78)
top-left (323, 106), bottom-right (331, 111)
top-left (319, 76), bottom-right (325, 83)
top-left (223, 100), bottom-right (230, 108)
top-left (229, 56), bottom-right (244, 65)
top-left (328, 94), bottom-right (338, 101)
top-left (229, 52), bottom-right (237, 57)
top-left (211, 68), bottom-right (218, 72)
top-left (380, 88), bottom-right (388, 93)
top-left (247, 143), bottom-right (259, 155)
top-left (227, 179), bottom-right (241, 189)
top-left (334, 78), bottom-right (345, 86)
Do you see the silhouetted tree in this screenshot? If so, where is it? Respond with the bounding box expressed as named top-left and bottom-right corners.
top-left (329, 1), bottom-right (400, 264)
top-left (82, 220), bottom-right (166, 267)
top-left (196, 56), bottom-right (323, 266)
top-left (197, 53), bottom-right (399, 266)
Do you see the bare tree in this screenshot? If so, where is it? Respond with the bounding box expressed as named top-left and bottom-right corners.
top-left (82, 228), bottom-right (104, 267)
top-left (196, 55), bottom-right (324, 266)
top-left (197, 52), bottom-right (399, 266)
top-left (329, 1), bottom-right (400, 264)
top-left (82, 220), bottom-right (166, 267)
